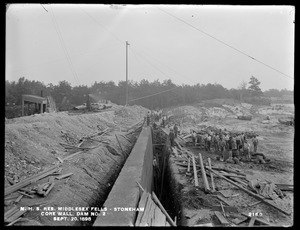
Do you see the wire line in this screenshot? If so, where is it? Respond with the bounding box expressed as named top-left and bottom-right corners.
top-left (157, 7), bottom-right (293, 80)
top-left (49, 5), bottom-right (80, 85)
top-left (128, 86), bottom-right (179, 103)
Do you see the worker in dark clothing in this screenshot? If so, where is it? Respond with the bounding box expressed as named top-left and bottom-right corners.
top-left (153, 122), bottom-right (157, 130)
top-left (243, 139), bottom-right (251, 161)
top-left (174, 124), bottom-right (178, 138)
top-left (252, 135), bottom-right (259, 152)
top-left (206, 134), bottom-right (211, 151)
top-left (162, 115), bottom-right (166, 128)
top-left (169, 129), bottom-right (175, 147)
top-left (146, 112), bottom-right (150, 126)
top-left (219, 137), bottom-right (226, 161)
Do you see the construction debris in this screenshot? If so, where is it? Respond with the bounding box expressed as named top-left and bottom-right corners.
top-left (135, 189), bottom-right (176, 226)
top-left (55, 173), bottom-right (73, 180)
top-left (206, 167), bottom-right (291, 216)
top-left (214, 211), bottom-right (230, 225)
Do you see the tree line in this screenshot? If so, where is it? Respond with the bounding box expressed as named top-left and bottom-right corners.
top-left (5, 76), bottom-right (293, 117)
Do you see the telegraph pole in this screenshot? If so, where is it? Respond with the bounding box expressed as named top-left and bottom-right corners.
top-left (125, 41), bottom-right (130, 106)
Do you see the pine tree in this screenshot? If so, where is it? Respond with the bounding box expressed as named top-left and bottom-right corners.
top-left (248, 76), bottom-right (263, 96)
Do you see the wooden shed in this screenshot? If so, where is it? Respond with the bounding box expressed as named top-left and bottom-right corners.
top-left (21, 94), bottom-right (47, 116)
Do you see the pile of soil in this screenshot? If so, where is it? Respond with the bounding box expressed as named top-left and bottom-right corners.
top-left (5, 105), bottom-right (148, 226)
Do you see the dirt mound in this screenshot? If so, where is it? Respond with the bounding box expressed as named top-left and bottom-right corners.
top-left (5, 105), bottom-right (148, 226)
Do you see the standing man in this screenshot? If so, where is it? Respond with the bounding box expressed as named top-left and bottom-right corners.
top-left (174, 124), bottom-right (178, 138)
top-left (214, 133), bottom-right (220, 152)
top-left (224, 133), bottom-right (230, 150)
top-left (243, 139), bottom-right (251, 161)
top-left (146, 111), bottom-right (150, 126)
top-left (236, 134), bottom-right (241, 152)
top-left (162, 115), bottom-right (166, 128)
top-left (169, 129), bottom-right (175, 147)
top-left (231, 134), bottom-right (239, 162)
top-left (252, 135), bottom-right (259, 153)
top-left (192, 130), bottom-right (197, 146)
top-left (219, 137), bottom-right (226, 161)
top-left (207, 134), bottom-right (211, 152)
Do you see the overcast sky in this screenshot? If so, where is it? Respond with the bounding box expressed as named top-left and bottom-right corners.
top-left (6, 4), bottom-right (294, 91)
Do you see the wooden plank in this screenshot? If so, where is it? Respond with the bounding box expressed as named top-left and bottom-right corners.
top-left (55, 173), bottom-right (73, 180)
top-left (248, 216), bottom-right (256, 226)
top-left (211, 205), bottom-right (238, 213)
top-left (174, 139), bottom-right (183, 150)
top-left (229, 177), bottom-right (249, 187)
top-left (208, 158), bottom-right (215, 192)
top-left (214, 211), bottom-right (229, 225)
top-left (192, 155), bottom-right (199, 187)
top-left (56, 157), bottom-right (63, 163)
top-left (159, 155), bottom-right (167, 200)
top-left (5, 166), bottom-right (60, 196)
top-left (4, 206), bottom-right (18, 220)
top-left (139, 195), bottom-right (154, 226)
top-left (248, 201), bottom-right (262, 207)
top-left (136, 181), bottom-right (144, 192)
top-left (14, 195), bottom-right (23, 204)
top-left (6, 217), bottom-right (22, 226)
top-left (135, 192), bottom-right (150, 226)
top-left (220, 201), bottom-right (227, 217)
top-left (207, 167), bottom-right (291, 216)
top-left (5, 194), bottom-right (21, 200)
top-left (193, 223), bottom-right (214, 227)
top-left (231, 216), bottom-right (248, 225)
top-left (187, 157), bottom-right (191, 173)
top-left (215, 195), bottom-right (231, 206)
top-left (222, 173), bottom-right (247, 179)
top-left (62, 151), bottom-right (83, 161)
top-left (147, 199), bottom-right (156, 226)
top-left (43, 182), bottom-right (55, 196)
top-left (212, 167), bottom-right (246, 176)
top-left (5, 210), bottom-right (27, 223)
top-left (18, 191), bottom-right (33, 198)
top-left (152, 205), bottom-right (166, 226)
top-left (152, 192), bottom-right (176, 226)
top-left (199, 153), bottom-right (210, 191)
top-left (218, 190), bottom-right (234, 198)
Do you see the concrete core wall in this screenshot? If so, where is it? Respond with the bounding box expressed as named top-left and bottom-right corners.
top-left (93, 126), bottom-right (153, 226)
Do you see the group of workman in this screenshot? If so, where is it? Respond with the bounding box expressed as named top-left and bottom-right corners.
top-left (146, 110), bottom-right (260, 164)
top-left (146, 110), bottom-right (168, 127)
top-left (169, 125), bottom-right (259, 163)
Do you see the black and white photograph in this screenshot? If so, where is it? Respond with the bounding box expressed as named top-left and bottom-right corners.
top-left (5, 4), bottom-right (294, 227)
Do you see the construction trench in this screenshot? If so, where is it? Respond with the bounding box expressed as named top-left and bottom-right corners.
top-left (93, 125), bottom-right (179, 226)
top-left (4, 102), bottom-right (294, 226)
top-left (4, 112), bottom-right (179, 226)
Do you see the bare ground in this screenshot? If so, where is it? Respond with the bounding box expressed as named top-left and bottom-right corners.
top-left (165, 99), bottom-right (294, 227)
top-left (4, 105), bottom-right (148, 226)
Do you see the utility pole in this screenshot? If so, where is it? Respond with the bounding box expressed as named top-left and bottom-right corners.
top-left (125, 41), bottom-right (130, 106)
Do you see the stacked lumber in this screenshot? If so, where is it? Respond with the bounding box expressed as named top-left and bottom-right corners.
top-left (4, 206), bottom-right (27, 225)
top-left (5, 166), bottom-right (61, 196)
top-left (135, 191), bottom-right (176, 226)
